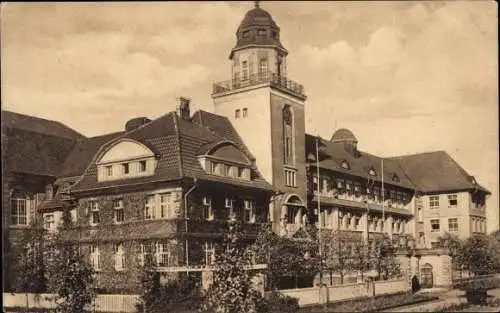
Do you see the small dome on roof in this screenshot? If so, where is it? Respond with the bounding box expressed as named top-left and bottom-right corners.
top-left (331, 128), bottom-right (357, 143)
top-left (238, 7), bottom-right (278, 29)
top-left (230, 4), bottom-right (286, 59)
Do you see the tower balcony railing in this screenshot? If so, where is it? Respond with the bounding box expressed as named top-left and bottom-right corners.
top-left (212, 71), bottom-right (305, 97)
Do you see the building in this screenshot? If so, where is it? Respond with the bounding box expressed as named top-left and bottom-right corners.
top-left (2, 3), bottom-right (491, 291)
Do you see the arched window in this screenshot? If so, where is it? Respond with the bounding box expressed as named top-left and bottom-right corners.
top-left (283, 105), bottom-right (293, 164)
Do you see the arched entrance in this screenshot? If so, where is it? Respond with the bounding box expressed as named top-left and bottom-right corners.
top-left (420, 263), bottom-right (434, 288)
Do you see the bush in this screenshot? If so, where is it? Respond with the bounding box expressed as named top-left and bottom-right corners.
top-left (260, 292), bottom-right (299, 313)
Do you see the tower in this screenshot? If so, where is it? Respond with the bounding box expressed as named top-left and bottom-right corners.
top-left (212, 3), bottom-right (308, 235)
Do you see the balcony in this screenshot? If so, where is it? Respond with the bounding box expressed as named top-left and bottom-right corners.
top-left (181, 219), bottom-right (262, 238)
top-left (212, 72), bottom-right (306, 99)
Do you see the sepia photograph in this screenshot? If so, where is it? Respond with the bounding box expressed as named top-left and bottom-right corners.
top-left (1, 1), bottom-right (499, 312)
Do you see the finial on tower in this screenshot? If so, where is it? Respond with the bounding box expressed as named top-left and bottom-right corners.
top-left (255, 0), bottom-right (260, 8)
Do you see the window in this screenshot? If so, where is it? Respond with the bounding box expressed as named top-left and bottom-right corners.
top-left (244, 200), bottom-right (256, 223)
top-left (341, 161), bottom-right (350, 169)
top-left (224, 164), bottom-right (231, 177)
top-left (392, 174), bottom-right (400, 182)
top-left (139, 160), bottom-right (147, 172)
top-left (448, 194), bottom-right (458, 207)
top-left (257, 28), bottom-right (267, 36)
top-left (354, 217), bottom-right (360, 230)
top-left (156, 242), bottom-right (170, 267)
top-left (113, 199), bottom-right (124, 223)
top-left (137, 242), bottom-right (153, 266)
top-left (242, 30), bottom-right (249, 38)
top-left (448, 218), bottom-right (458, 232)
top-left (369, 168), bottom-right (376, 176)
top-left (159, 193), bottom-right (173, 219)
top-left (90, 245), bottom-right (100, 270)
top-left (106, 165), bottom-right (113, 176)
top-left (225, 198), bottom-right (235, 221)
top-left (89, 200), bottom-right (100, 226)
top-left (242, 108), bottom-right (248, 117)
top-left (144, 195), bottom-right (155, 220)
top-left (242, 61), bottom-right (248, 81)
top-left (11, 198), bottom-right (28, 226)
top-left (122, 163), bottom-right (130, 175)
top-left (203, 196), bottom-right (213, 221)
top-left (204, 242), bottom-right (216, 266)
top-left (259, 58), bottom-right (268, 75)
top-left (429, 195), bottom-right (439, 209)
top-left (431, 242), bottom-right (440, 249)
top-left (430, 219), bottom-right (440, 232)
top-left (44, 214), bottom-right (56, 232)
top-left (235, 109), bottom-right (240, 119)
top-left (284, 169), bottom-right (296, 187)
top-left (283, 106), bottom-right (293, 164)
top-left (417, 207), bottom-right (423, 222)
top-left (337, 179), bottom-right (344, 189)
top-left (114, 243), bottom-right (125, 271)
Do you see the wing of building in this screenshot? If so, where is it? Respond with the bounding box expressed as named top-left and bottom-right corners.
top-left (2, 3), bottom-right (491, 293)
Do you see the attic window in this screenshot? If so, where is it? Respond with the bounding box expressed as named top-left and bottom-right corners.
top-left (242, 30), bottom-right (250, 38)
top-left (369, 168), bottom-right (377, 176)
top-left (257, 29), bottom-right (267, 36)
top-left (272, 31), bottom-right (277, 38)
top-left (392, 174), bottom-right (400, 182)
top-left (341, 160), bottom-right (350, 169)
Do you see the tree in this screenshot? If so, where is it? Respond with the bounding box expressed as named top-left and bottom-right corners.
top-left (136, 255), bottom-right (202, 313)
top-left (370, 234), bottom-right (401, 280)
top-left (455, 234), bottom-right (500, 276)
top-left (322, 230), bottom-right (364, 284)
top-left (200, 220), bottom-right (266, 313)
top-left (13, 214), bottom-right (47, 293)
top-left (45, 207), bottom-right (96, 313)
top-left (251, 223), bottom-right (319, 290)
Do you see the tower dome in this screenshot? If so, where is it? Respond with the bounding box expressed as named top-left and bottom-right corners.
top-left (330, 128), bottom-right (358, 144)
top-left (230, 4), bottom-right (287, 59)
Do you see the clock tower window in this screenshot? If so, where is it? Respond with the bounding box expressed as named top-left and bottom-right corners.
top-left (283, 105), bottom-right (293, 164)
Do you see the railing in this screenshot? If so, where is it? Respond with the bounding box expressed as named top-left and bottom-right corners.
top-left (180, 219), bottom-right (262, 237)
top-left (212, 71), bottom-right (305, 97)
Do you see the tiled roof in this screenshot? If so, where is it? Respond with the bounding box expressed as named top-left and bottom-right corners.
top-left (70, 111), bottom-right (273, 193)
top-left (2, 111), bottom-right (84, 140)
top-left (2, 111), bottom-right (83, 177)
top-left (305, 134), bottom-right (415, 190)
top-left (59, 131), bottom-right (124, 178)
top-left (391, 151), bottom-right (490, 194)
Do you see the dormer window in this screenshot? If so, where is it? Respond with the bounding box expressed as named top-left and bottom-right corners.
top-left (122, 163), bottom-right (130, 175)
top-left (96, 139), bottom-right (157, 182)
top-left (392, 174), bottom-right (400, 182)
top-left (45, 185), bottom-right (54, 200)
top-left (257, 29), bottom-right (267, 36)
top-left (369, 168), bottom-right (376, 176)
top-left (341, 160), bottom-right (350, 169)
top-left (242, 30), bottom-right (250, 38)
top-left (139, 160), bottom-right (147, 172)
top-left (106, 165), bottom-right (113, 177)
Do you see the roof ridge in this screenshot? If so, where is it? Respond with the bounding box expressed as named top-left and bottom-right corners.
top-left (172, 113), bottom-right (184, 178)
top-left (2, 110), bottom-right (86, 139)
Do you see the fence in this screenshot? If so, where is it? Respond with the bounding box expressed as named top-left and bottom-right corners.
top-left (273, 278), bottom-right (410, 307)
top-left (3, 293), bottom-right (140, 312)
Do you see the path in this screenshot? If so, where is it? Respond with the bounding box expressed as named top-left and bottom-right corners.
top-left (379, 288), bottom-right (500, 312)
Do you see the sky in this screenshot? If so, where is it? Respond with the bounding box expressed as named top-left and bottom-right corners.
top-left (2, 1), bottom-right (498, 231)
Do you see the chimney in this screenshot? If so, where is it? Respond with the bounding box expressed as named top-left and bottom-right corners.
top-left (177, 97), bottom-right (191, 120)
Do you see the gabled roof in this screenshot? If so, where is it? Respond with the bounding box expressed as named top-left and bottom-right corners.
top-left (70, 111), bottom-right (273, 193)
top-left (1, 111), bottom-right (84, 140)
top-left (391, 151), bottom-right (490, 194)
top-left (2, 110), bottom-right (84, 177)
top-left (305, 134), bottom-right (415, 190)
